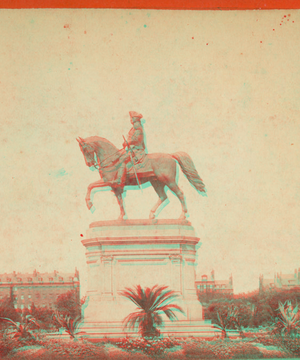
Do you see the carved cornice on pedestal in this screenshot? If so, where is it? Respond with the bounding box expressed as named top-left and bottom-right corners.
top-left (82, 236), bottom-right (199, 247)
top-left (86, 259), bottom-right (99, 265)
top-left (101, 256), bottom-right (114, 262)
top-left (169, 255), bottom-right (182, 263)
top-left (90, 219), bottom-right (191, 228)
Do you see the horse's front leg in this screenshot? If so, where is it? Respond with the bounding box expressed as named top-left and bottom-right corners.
top-left (86, 179), bottom-right (108, 210)
top-left (114, 189), bottom-right (126, 220)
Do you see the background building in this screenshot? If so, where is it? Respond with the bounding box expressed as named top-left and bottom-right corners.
top-left (259, 268), bottom-right (300, 292)
top-left (195, 270), bottom-right (233, 295)
top-left (0, 269), bottom-right (80, 310)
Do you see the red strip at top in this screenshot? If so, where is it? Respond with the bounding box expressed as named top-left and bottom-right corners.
top-left (0, 0), bottom-right (299, 9)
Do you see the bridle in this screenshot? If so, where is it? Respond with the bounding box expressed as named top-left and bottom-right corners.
top-left (91, 148), bottom-right (123, 171)
top-left (77, 137), bottom-right (124, 171)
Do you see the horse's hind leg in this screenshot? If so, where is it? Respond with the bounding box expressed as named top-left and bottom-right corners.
top-left (149, 180), bottom-right (168, 219)
top-left (166, 182), bottom-right (188, 220)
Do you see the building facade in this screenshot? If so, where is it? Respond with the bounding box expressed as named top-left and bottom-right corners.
top-left (195, 270), bottom-right (233, 295)
top-left (0, 269), bottom-right (80, 310)
top-left (259, 269), bottom-right (300, 292)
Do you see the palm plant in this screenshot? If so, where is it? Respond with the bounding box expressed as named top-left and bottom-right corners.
top-left (272, 301), bottom-right (300, 338)
top-left (53, 310), bottom-right (85, 339)
top-left (0, 314), bottom-right (40, 341)
top-left (213, 311), bottom-right (231, 339)
top-left (120, 285), bottom-right (185, 338)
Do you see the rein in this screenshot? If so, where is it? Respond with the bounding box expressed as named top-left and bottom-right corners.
top-left (92, 148), bottom-right (123, 171)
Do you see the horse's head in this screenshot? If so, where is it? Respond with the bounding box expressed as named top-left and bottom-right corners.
top-left (77, 137), bottom-right (96, 168)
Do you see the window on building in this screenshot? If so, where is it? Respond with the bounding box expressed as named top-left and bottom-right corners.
top-left (20, 304), bottom-right (24, 310)
top-left (21, 295), bottom-right (24, 300)
top-left (14, 304), bottom-right (18, 309)
top-left (28, 295), bottom-right (31, 299)
top-left (17, 278), bottom-right (22, 282)
top-left (28, 304), bottom-right (31, 309)
top-left (38, 278), bottom-right (43, 281)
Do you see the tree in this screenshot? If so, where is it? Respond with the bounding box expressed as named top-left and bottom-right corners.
top-left (198, 291), bottom-right (233, 306)
top-left (230, 300), bottom-right (253, 338)
top-left (120, 285), bottom-right (185, 338)
top-left (55, 290), bottom-right (81, 319)
top-left (0, 295), bottom-right (19, 331)
top-left (252, 288), bottom-right (300, 327)
top-left (207, 300), bottom-right (236, 338)
top-left (203, 288), bottom-right (300, 330)
top-left (29, 303), bottom-right (55, 330)
top-left (207, 298), bottom-right (253, 338)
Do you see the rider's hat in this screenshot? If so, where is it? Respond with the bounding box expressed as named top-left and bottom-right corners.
top-left (129, 111), bottom-right (143, 119)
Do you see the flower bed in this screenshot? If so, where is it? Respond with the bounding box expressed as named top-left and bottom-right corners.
top-left (114, 336), bottom-right (181, 356)
top-left (279, 337), bottom-right (300, 357)
top-left (1, 339), bottom-right (108, 360)
top-left (1, 334), bottom-right (299, 359)
top-left (182, 338), bottom-right (263, 359)
top-left (42, 339), bottom-right (107, 359)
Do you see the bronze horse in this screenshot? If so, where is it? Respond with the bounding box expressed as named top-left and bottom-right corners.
top-left (77, 136), bottom-right (206, 220)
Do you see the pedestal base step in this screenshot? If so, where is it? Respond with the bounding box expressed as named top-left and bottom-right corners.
top-left (75, 320), bottom-right (228, 339)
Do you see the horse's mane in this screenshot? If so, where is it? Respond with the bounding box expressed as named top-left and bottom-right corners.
top-left (84, 136), bottom-right (112, 145)
top-left (83, 136), bottom-right (118, 152)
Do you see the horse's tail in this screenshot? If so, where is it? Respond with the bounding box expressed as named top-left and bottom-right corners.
top-left (171, 152), bottom-right (206, 194)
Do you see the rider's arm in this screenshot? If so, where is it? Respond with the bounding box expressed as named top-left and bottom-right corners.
top-left (127, 129), bottom-right (143, 147)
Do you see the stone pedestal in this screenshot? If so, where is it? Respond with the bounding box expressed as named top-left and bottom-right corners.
top-left (80, 219), bottom-right (215, 338)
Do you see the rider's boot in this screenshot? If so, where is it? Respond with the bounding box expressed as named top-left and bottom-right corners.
top-left (110, 163), bottom-right (126, 188)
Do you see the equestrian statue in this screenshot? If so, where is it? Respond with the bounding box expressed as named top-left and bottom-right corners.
top-left (77, 111), bottom-right (206, 220)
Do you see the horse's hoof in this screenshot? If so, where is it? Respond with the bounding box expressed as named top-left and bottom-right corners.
top-left (90, 206), bottom-right (96, 214)
top-left (86, 201), bottom-right (93, 210)
top-left (149, 213), bottom-right (156, 220)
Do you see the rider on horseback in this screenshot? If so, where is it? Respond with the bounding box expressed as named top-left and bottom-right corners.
top-left (110, 111), bottom-right (146, 187)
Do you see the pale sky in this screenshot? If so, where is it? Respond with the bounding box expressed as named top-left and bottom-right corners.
top-left (0, 9), bottom-right (299, 295)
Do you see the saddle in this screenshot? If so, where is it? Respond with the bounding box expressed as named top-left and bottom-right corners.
top-left (125, 152), bottom-right (155, 180)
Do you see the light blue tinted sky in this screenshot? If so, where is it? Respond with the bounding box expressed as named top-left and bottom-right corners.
top-left (0, 9), bottom-right (299, 294)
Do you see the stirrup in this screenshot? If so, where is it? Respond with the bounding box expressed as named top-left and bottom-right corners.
top-left (110, 180), bottom-right (123, 188)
